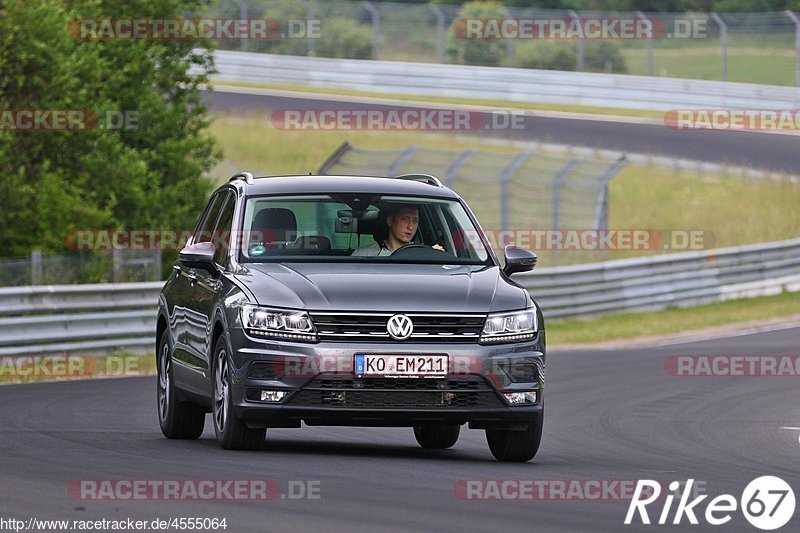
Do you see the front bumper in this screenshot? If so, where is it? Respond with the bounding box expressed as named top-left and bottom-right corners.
top-left (226, 327), bottom-right (545, 429)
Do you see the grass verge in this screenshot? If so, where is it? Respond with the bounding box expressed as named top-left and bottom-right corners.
top-left (546, 290), bottom-right (800, 345)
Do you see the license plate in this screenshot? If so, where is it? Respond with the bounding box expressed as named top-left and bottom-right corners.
top-left (354, 354), bottom-right (448, 378)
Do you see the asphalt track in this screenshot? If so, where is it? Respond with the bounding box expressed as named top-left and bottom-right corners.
top-left (205, 90), bottom-right (800, 174)
top-left (1, 327), bottom-right (799, 532)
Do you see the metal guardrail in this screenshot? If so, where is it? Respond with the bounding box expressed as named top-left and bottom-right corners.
top-left (210, 2), bottom-right (800, 86)
top-left (210, 50), bottom-right (800, 111)
top-left (1, 238), bottom-right (799, 355)
top-left (518, 237), bottom-right (800, 318)
top-left (0, 282), bottom-right (162, 356)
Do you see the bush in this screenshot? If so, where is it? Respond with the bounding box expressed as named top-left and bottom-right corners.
top-left (516, 40), bottom-right (628, 73)
top-left (446, 1), bottom-right (508, 67)
top-left (316, 17), bottom-right (374, 59)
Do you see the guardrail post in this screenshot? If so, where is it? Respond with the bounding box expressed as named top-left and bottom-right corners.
top-left (362, 1), bottom-right (381, 60)
top-left (710, 13), bottom-right (728, 81)
top-left (569, 10), bottom-right (584, 71)
top-left (551, 158), bottom-right (581, 231)
top-left (638, 11), bottom-right (654, 76)
top-left (298, 0), bottom-right (316, 57)
top-left (230, 0), bottom-right (248, 52)
top-left (429, 4), bottom-right (446, 64)
top-left (31, 250), bottom-right (42, 285)
top-left (499, 152), bottom-right (531, 233)
top-left (787, 11), bottom-right (800, 86)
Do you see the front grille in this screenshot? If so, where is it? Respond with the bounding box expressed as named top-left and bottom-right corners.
top-left (287, 375), bottom-right (505, 408)
top-left (310, 312), bottom-right (486, 343)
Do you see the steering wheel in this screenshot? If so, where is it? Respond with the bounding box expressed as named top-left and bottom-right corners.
top-left (390, 243), bottom-right (446, 257)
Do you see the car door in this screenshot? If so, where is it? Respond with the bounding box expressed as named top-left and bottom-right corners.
top-left (170, 191), bottom-right (225, 385)
top-left (182, 190), bottom-right (235, 379)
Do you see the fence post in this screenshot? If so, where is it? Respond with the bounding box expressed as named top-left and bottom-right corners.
top-left (362, 1), bottom-right (381, 60)
top-left (569, 10), bottom-right (584, 71)
top-left (429, 4), bottom-right (446, 64)
top-left (500, 7), bottom-right (515, 67)
top-left (638, 11), bottom-right (654, 76)
top-left (154, 247), bottom-right (162, 281)
top-left (499, 152), bottom-right (531, 233)
top-left (551, 158), bottom-right (581, 231)
top-left (31, 249), bottom-right (42, 285)
top-left (298, 0), bottom-right (316, 57)
top-left (443, 149), bottom-right (475, 188)
top-left (593, 156), bottom-right (627, 231)
top-left (710, 13), bottom-right (728, 81)
top-left (787, 11), bottom-right (800, 87)
top-left (230, 0), bottom-right (248, 52)
top-left (387, 145), bottom-right (420, 176)
top-left (113, 249), bottom-right (123, 283)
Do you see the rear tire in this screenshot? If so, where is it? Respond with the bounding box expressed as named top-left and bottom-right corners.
top-left (413, 425), bottom-right (461, 449)
top-left (486, 417), bottom-right (543, 462)
top-left (212, 333), bottom-right (266, 450)
top-left (157, 330), bottom-right (205, 439)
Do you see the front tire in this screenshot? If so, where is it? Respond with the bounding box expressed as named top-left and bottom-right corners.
top-left (157, 330), bottom-right (205, 439)
top-left (212, 333), bottom-right (266, 450)
top-left (486, 417), bottom-right (543, 462)
top-left (413, 425), bottom-right (460, 449)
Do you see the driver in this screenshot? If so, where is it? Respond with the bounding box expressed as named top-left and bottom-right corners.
top-left (351, 204), bottom-right (442, 256)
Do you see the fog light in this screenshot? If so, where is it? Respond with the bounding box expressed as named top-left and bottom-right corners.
top-left (502, 391), bottom-right (537, 405)
top-left (260, 390), bottom-right (287, 402)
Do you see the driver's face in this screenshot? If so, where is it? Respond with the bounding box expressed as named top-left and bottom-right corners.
top-left (387, 208), bottom-right (419, 244)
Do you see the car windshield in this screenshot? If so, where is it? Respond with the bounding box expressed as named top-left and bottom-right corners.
top-left (238, 194), bottom-right (491, 265)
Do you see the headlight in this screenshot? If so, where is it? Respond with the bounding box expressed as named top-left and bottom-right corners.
top-left (241, 305), bottom-right (317, 342)
top-left (480, 308), bottom-right (537, 344)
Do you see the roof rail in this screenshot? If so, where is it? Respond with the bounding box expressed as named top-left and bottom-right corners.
top-left (394, 173), bottom-right (444, 187)
top-left (229, 171), bottom-right (254, 184)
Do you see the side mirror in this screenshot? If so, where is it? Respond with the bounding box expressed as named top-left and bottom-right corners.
top-left (503, 245), bottom-right (537, 276)
top-left (179, 241), bottom-right (217, 273)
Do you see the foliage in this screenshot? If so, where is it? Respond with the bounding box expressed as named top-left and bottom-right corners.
top-left (0, 0), bottom-right (219, 262)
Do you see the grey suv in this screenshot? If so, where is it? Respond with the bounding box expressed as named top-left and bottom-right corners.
top-left (156, 172), bottom-right (545, 461)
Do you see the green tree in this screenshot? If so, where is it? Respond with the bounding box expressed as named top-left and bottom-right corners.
top-left (0, 0), bottom-right (219, 260)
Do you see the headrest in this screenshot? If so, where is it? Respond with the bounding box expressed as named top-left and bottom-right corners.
top-left (252, 208), bottom-right (297, 242)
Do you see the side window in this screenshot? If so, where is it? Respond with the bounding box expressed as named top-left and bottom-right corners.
top-left (213, 192), bottom-right (236, 266)
top-left (195, 193), bottom-right (225, 244)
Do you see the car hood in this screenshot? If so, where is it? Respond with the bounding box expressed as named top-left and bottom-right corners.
top-left (234, 263), bottom-right (530, 313)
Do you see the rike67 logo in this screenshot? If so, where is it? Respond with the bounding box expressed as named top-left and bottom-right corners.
top-left (625, 477), bottom-right (795, 530)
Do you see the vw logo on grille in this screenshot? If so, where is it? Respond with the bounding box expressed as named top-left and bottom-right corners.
top-left (387, 314), bottom-right (414, 340)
